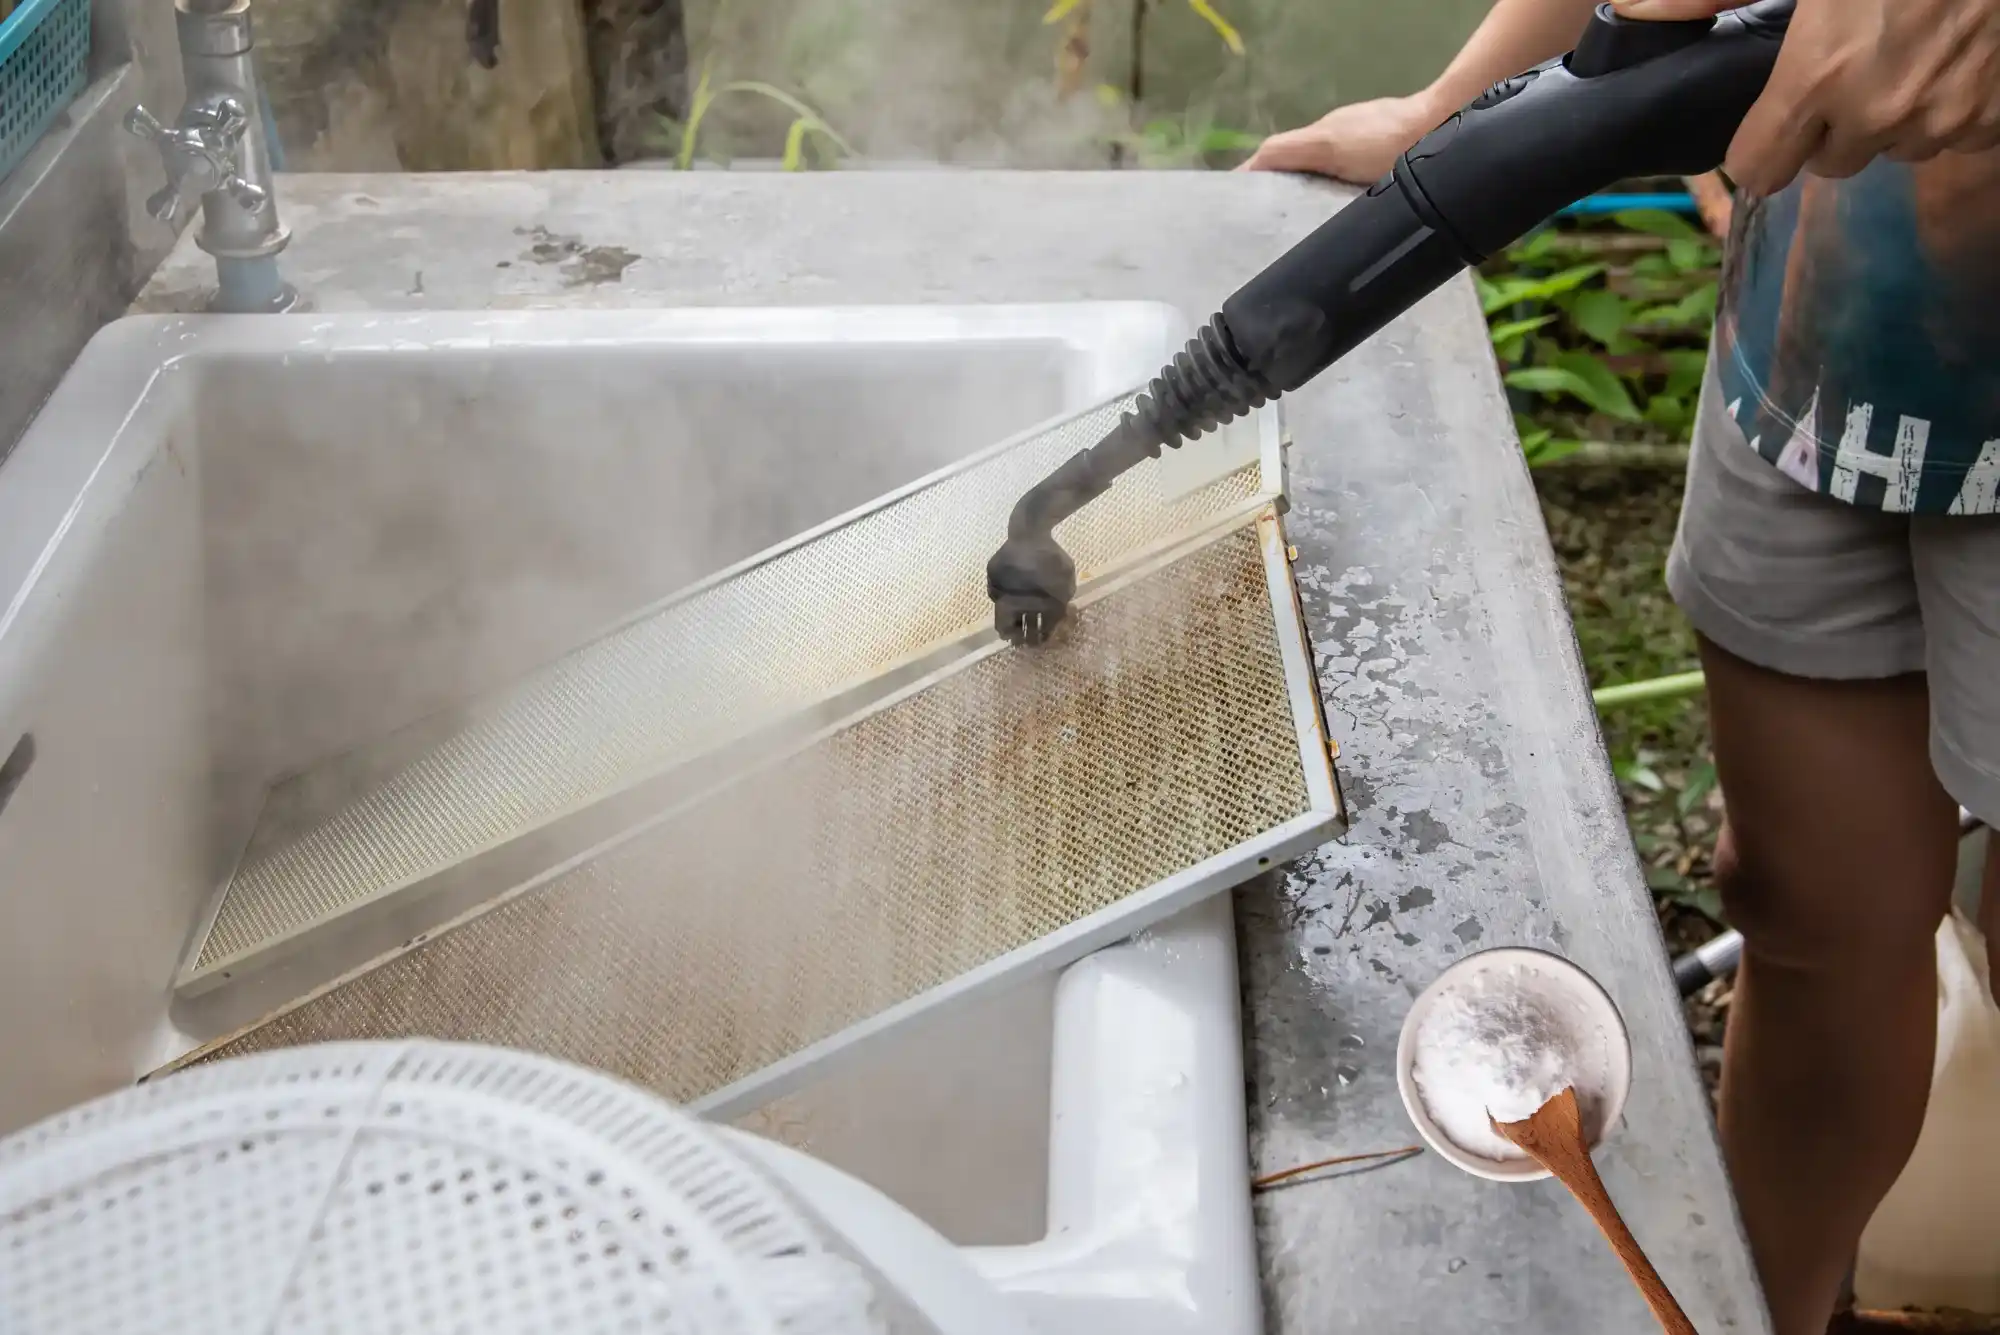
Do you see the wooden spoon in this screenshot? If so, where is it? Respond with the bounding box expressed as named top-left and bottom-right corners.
top-left (1491, 1087), bottom-right (1697, 1335)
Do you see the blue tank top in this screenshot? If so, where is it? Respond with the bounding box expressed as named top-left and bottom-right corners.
top-left (1712, 154), bottom-right (2000, 515)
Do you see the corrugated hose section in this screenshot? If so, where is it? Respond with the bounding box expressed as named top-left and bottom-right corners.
top-left (188, 396), bottom-right (1271, 984)
top-left (174, 522), bottom-right (1311, 1106)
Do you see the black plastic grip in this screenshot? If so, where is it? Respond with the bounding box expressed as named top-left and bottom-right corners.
top-left (1220, 178), bottom-right (1466, 397)
top-left (1213, 0), bottom-right (1790, 405)
top-left (1401, 0), bottom-right (1792, 260)
top-left (1568, 6), bottom-right (1715, 79)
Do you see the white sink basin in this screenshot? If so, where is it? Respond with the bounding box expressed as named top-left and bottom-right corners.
top-left (0, 304), bottom-right (1266, 1334)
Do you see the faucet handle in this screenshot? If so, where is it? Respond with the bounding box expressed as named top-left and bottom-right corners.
top-left (185, 96), bottom-right (250, 148)
top-left (124, 97), bottom-right (257, 225)
top-left (125, 103), bottom-right (184, 222)
top-left (125, 102), bottom-right (169, 145)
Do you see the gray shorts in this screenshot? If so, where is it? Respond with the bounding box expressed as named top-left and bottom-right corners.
top-left (1666, 375), bottom-right (2000, 827)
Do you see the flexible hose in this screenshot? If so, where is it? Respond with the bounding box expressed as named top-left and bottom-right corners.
top-left (1002, 313), bottom-right (1273, 543)
top-left (1122, 316), bottom-right (1273, 444)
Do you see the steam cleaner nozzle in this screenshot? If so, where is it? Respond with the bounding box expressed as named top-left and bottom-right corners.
top-left (985, 319), bottom-right (1271, 646)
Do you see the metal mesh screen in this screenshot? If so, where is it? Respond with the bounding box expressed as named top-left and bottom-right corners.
top-left (189, 397), bottom-right (1273, 983)
top-left (171, 522), bottom-right (1314, 1107)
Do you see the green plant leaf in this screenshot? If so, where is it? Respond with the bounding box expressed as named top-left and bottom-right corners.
top-left (1568, 288), bottom-right (1632, 348)
top-left (646, 115), bottom-right (685, 153)
top-left (1667, 236), bottom-right (1717, 271)
top-left (1522, 430), bottom-right (1583, 467)
top-left (674, 66), bottom-right (852, 172)
top-left (1550, 348), bottom-right (1643, 419)
top-left (1043, 0), bottom-right (1085, 23)
top-left (1198, 126), bottom-right (1263, 153)
top-left (1095, 83), bottom-right (1125, 107)
top-left (1645, 865), bottom-right (1690, 896)
top-left (1505, 229), bottom-right (1561, 264)
top-left (1492, 312), bottom-right (1557, 363)
top-left (1187, 0), bottom-right (1246, 53)
top-left (1507, 350), bottom-right (1642, 421)
top-left (1611, 208), bottom-right (1704, 243)
top-left (677, 55), bottom-right (718, 170)
top-left (1653, 873), bottom-right (1728, 925)
top-left (1663, 348), bottom-right (1708, 399)
top-left (1644, 393), bottom-right (1692, 433)
top-left (1638, 282), bottom-right (1719, 327)
top-left (781, 118), bottom-right (810, 171)
top-left (1516, 422), bottom-right (1583, 467)
top-left (1505, 365), bottom-right (1594, 399)
top-left (1617, 756), bottom-right (1667, 792)
top-left (715, 81), bottom-right (855, 155)
top-left (1677, 758), bottom-right (1720, 819)
top-left (1489, 314), bottom-right (1557, 345)
top-left (1478, 263), bottom-right (1605, 315)
top-left (1626, 257), bottom-right (1692, 300)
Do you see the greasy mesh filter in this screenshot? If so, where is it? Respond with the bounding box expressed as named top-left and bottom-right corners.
top-left (170, 522), bottom-right (1316, 1108)
top-left (187, 397), bottom-right (1272, 985)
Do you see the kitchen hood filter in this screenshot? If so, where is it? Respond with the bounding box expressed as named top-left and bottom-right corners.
top-left (182, 396), bottom-right (1283, 994)
top-left (164, 511), bottom-right (1341, 1116)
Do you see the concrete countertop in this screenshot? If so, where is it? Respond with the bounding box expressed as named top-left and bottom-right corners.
top-left (135, 169), bottom-right (1767, 1335)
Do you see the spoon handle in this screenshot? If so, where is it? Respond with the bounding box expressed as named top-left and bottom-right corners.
top-left (1547, 1146), bottom-right (1697, 1335)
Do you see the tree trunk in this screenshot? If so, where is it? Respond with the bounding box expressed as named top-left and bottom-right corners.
top-left (582, 0), bottom-right (688, 164)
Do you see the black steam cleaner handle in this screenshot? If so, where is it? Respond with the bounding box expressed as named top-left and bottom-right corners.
top-left (989, 0), bottom-right (1794, 647)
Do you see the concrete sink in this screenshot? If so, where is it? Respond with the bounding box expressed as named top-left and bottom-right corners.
top-left (0, 304), bottom-right (1267, 1333)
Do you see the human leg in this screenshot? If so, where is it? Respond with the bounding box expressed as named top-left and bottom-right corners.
top-left (1698, 644), bottom-right (1959, 1335)
top-left (1667, 379), bottom-right (1962, 1335)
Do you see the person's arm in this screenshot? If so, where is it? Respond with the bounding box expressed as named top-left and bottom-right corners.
top-left (1244, 0), bottom-right (1600, 181)
top-left (1426, 0), bottom-right (1606, 115)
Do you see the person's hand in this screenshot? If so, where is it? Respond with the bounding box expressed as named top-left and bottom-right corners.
top-left (1612, 0), bottom-right (2000, 195)
top-left (1239, 93), bottom-right (1445, 183)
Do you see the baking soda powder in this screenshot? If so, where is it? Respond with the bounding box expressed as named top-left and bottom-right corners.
top-left (1410, 965), bottom-right (1598, 1162)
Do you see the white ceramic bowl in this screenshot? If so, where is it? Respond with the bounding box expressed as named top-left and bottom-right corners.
top-left (1395, 946), bottom-right (1634, 1183)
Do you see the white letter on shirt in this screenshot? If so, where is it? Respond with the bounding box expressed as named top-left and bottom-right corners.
top-left (1948, 439), bottom-right (2000, 516)
top-left (1830, 404), bottom-right (1928, 512)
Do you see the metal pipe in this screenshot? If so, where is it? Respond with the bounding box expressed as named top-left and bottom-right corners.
top-left (1672, 930), bottom-right (1741, 996)
top-left (125, 0), bottom-right (296, 311)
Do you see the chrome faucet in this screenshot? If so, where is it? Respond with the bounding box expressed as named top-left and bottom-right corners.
top-left (127, 0), bottom-right (297, 312)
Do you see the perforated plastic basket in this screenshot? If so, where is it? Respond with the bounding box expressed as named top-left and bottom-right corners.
top-left (0, 0), bottom-right (90, 185)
